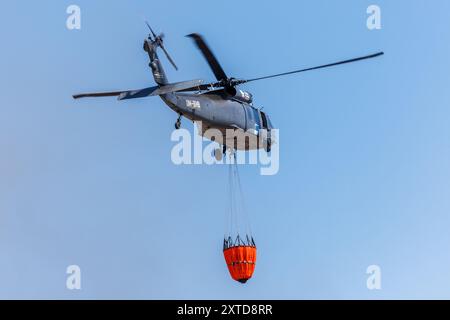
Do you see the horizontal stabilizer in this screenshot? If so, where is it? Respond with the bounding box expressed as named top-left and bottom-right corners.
top-left (118, 86), bottom-right (160, 100)
top-left (151, 79), bottom-right (204, 95)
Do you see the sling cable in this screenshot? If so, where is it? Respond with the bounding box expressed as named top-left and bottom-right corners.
top-left (223, 152), bottom-right (256, 283)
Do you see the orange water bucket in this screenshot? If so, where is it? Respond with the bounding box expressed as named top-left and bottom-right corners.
top-left (223, 244), bottom-right (257, 283)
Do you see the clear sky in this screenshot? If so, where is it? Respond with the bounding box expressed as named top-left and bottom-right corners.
top-left (1, 0), bottom-right (450, 299)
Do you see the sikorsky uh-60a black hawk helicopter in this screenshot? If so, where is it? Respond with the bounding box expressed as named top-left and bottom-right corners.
top-left (73, 23), bottom-right (383, 157)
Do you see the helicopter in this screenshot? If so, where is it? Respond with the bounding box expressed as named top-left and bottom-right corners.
top-left (73, 23), bottom-right (383, 158)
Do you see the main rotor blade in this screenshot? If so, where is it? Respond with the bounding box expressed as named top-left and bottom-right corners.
top-left (73, 91), bottom-right (125, 99)
top-left (186, 33), bottom-right (228, 81)
top-left (73, 86), bottom-right (159, 100)
top-left (241, 52), bottom-right (384, 84)
top-left (160, 44), bottom-right (178, 70)
top-left (73, 80), bottom-right (205, 100)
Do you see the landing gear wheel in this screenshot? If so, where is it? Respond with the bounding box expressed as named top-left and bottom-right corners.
top-left (175, 116), bottom-right (182, 130)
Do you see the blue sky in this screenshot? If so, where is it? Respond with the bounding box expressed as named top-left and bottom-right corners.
top-left (1, 0), bottom-right (450, 299)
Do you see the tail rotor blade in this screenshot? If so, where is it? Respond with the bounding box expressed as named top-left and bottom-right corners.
top-left (145, 21), bottom-right (157, 39)
top-left (160, 44), bottom-right (178, 70)
top-left (145, 22), bottom-right (178, 70)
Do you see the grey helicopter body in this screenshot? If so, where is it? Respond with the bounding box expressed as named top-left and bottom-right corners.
top-left (74, 24), bottom-right (383, 155)
top-left (147, 38), bottom-right (270, 152)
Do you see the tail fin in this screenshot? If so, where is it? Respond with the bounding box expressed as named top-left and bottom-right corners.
top-left (144, 23), bottom-right (178, 86)
top-left (144, 39), bottom-right (169, 85)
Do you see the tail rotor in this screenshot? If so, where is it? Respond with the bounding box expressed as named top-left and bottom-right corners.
top-left (145, 21), bottom-right (178, 70)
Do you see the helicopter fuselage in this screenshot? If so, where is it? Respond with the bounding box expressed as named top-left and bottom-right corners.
top-left (73, 26), bottom-right (382, 155)
top-left (161, 92), bottom-right (273, 151)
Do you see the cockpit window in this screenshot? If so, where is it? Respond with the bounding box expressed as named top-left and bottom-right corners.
top-left (260, 111), bottom-right (268, 129)
top-left (266, 116), bottom-right (274, 129)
